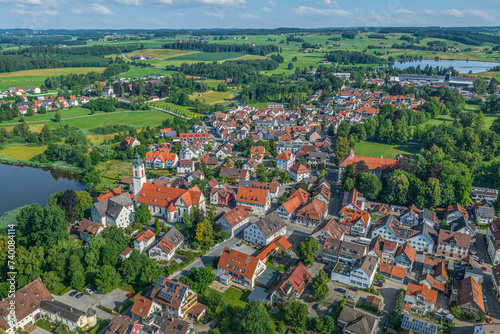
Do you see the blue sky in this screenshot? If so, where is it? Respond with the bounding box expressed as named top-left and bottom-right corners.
top-left (0, 0), bottom-right (498, 30)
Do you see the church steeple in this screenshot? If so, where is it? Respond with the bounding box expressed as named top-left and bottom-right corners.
top-left (132, 152), bottom-right (146, 196)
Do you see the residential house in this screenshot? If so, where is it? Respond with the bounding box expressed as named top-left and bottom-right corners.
top-left (404, 283), bottom-right (438, 315)
top-left (276, 150), bottom-right (295, 171)
top-left (217, 206), bottom-right (250, 238)
top-left (401, 315), bottom-right (438, 334)
top-left (471, 187), bottom-right (498, 202)
top-left (371, 215), bottom-right (435, 253)
top-left (491, 263), bottom-right (500, 301)
top-left (487, 219), bottom-right (500, 265)
top-left (394, 242), bottom-right (416, 271)
top-left (446, 203), bottom-right (469, 222)
top-left (453, 277), bottom-right (486, 315)
top-left (322, 238), bottom-right (367, 265)
top-left (419, 272), bottom-right (447, 293)
top-left (421, 208), bottom-right (438, 228)
top-left (91, 193), bottom-right (135, 228)
top-left (244, 212), bottom-right (286, 245)
top-left (177, 160), bottom-right (195, 174)
top-left (239, 179), bottom-right (280, 198)
top-left (151, 314), bottom-right (193, 334)
top-left (289, 163), bottom-right (310, 182)
top-left (179, 132), bottom-right (209, 144)
top-left (337, 307), bottom-right (378, 334)
top-left (210, 184), bottom-right (236, 207)
top-left (151, 277), bottom-right (207, 320)
top-left (400, 205), bottom-right (421, 226)
top-left (342, 189), bottom-right (365, 211)
top-left (179, 140), bottom-right (203, 160)
top-left (101, 87), bottom-right (114, 97)
top-left (215, 248), bottom-right (266, 289)
top-left (39, 301), bottom-right (95, 332)
top-left (312, 218), bottom-right (345, 242)
top-left (474, 324), bottom-right (500, 334)
top-left (368, 236), bottom-right (398, 264)
top-left (277, 188), bottom-right (310, 222)
top-left (219, 167), bottom-right (250, 181)
top-left (450, 216), bottom-right (476, 243)
top-left (236, 186), bottom-right (271, 216)
top-left (436, 229), bottom-right (471, 258)
top-left (144, 149), bottom-right (178, 169)
top-left (148, 227), bottom-right (185, 261)
top-left (338, 207), bottom-right (371, 237)
top-left (130, 295), bottom-right (161, 322)
top-left (271, 263), bottom-right (311, 305)
top-left (159, 128), bottom-right (176, 138)
top-left (133, 229), bottom-right (156, 253)
top-left (330, 256), bottom-right (378, 289)
top-left (77, 219), bottom-right (104, 241)
top-left (295, 198), bottom-right (328, 227)
top-left (475, 204), bottom-right (495, 225)
top-left (379, 263), bottom-right (406, 283)
top-left (122, 136), bottom-right (140, 148)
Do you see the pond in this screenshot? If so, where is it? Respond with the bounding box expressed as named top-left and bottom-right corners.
top-left (0, 163), bottom-right (85, 216)
top-left (392, 59), bottom-right (499, 74)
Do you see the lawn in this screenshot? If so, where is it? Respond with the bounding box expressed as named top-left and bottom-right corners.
top-left (354, 141), bottom-right (420, 158)
top-left (97, 160), bottom-right (133, 179)
top-left (0, 67), bottom-right (105, 91)
top-left (205, 287), bottom-right (251, 309)
top-left (0, 108), bottom-right (174, 130)
top-left (86, 133), bottom-right (117, 144)
top-left (0, 144), bottom-right (47, 160)
top-left (190, 90), bottom-right (236, 105)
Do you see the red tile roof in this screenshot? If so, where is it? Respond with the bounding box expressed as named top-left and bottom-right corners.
top-left (236, 186), bottom-right (269, 206)
top-left (339, 149), bottom-right (397, 170)
top-left (134, 229), bottom-right (155, 243)
top-left (406, 283), bottom-right (438, 305)
top-left (222, 206), bottom-right (249, 228)
top-left (218, 247), bottom-right (261, 280)
top-left (380, 263), bottom-right (406, 279)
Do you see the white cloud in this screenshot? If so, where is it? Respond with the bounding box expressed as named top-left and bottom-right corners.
top-left (198, 0), bottom-right (245, 6)
top-left (394, 9), bottom-right (415, 15)
top-left (111, 0), bottom-right (140, 5)
top-left (290, 6), bottom-right (350, 16)
top-left (204, 10), bottom-right (225, 18)
top-left (261, 6), bottom-right (272, 13)
top-left (267, 1), bottom-right (277, 6)
top-left (92, 4), bottom-right (114, 15)
top-left (424, 8), bottom-right (494, 21)
top-left (240, 13), bottom-right (259, 19)
top-left (316, 0), bottom-right (339, 7)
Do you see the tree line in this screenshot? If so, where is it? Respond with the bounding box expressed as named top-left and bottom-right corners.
top-left (162, 42), bottom-right (279, 56)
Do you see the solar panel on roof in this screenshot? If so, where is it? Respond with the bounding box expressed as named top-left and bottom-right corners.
top-left (154, 276), bottom-right (165, 290)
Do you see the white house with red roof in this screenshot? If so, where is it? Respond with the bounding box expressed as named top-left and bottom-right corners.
top-left (338, 149), bottom-right (400, 182)
top-left (217, 206), bottom-right (250, 238)
top-left (216, 248), bottom-right (266, 289)
top-left (271, 262), bottom-right (311, 305)
top-left (123, 136), bottom-right (140, 148)
top-left (289, 163), bottom-right (310, 182)
top-left (144, 149), bottom-right (178, 169)
top-left (276, 150), bottom-right (295, 171)
top-left (148, 227), bottom-right (185, 261)
top-left (133, 229), bottom-right (156, 253)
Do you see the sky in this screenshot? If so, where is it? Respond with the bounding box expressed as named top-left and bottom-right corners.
top-left (0, 0), bottom-right (498, 30)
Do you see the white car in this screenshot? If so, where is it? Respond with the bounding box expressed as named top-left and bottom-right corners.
top-left (346, 295), bottom-right (355, 300)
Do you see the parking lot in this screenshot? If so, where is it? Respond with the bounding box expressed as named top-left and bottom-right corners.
top-left (53, 288), bottom-right (131, 319)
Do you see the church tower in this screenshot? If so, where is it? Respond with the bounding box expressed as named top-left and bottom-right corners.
top-left (132, 152), bottom-right (146, 196)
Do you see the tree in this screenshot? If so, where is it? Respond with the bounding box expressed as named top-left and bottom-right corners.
top-left (101, 243), bottom-right (118, 267)
top-left (192, 178), bottom-right (207, 193)
top-left (16, 204), bottom-right (68, 248)
top-left (489, 77), bottom-right (499, 94)
top-left (297, 237), bottom-right (319, 266)
top-left (75, 191), bottom-right (93, 219)
top-left (357, 172), bottom-right (382, 200)
top-left (95, 265), bottom-right (121, 293)
top-left (474, 77), bottom-right (487, 95)
top-left (425, 177), bottom-right (442, 209)
top-left (240, 301), bottom-right (273, 334)
top-left (58, 189), bottom-right (79, 223)
top-left (54, 111), bottom-right (61, 122)
top-left (16, 246), bottom-right (44, 288)
top-left (287, 63), bottom-right (294, 70)
top-left (334, 137), bottom-right (351, 165)
top-left (285, 300), bottom-right (309, 329)
top-left (338, 121), bottom-right (351, 138)
top-left (41, 271), bottom-right (61, 292)
top-left (68, 255), bottom-right (86, 289)
top-left (135, 203), bottom-right (152, 224)
top-left (155, 217), bottom-right (161, 235)
top-left (311, 270), bottom-right (329, 301)
top-left (195, 221), bottom-right (206, 242)
top-left (386, 170), bottom-right (410, 204)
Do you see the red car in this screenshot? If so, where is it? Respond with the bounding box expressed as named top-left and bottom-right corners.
top-left (482, 267), bottom-right (488, 271)
top-left (126, 292), bottom-right (134, 298)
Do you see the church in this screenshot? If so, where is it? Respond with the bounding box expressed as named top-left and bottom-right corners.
top-left (132, 153), bottom-right (206, 223)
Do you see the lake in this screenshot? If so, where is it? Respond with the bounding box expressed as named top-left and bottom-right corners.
top-left (0, 163), bottom-right (85, 216)
top-left (393, 59), bottom-right (499, 74)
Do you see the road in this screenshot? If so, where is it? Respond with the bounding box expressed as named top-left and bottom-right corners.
top-left (327, 168), bottom-right (343, 217)
top-left (122, 53), bottom-right (132, 62)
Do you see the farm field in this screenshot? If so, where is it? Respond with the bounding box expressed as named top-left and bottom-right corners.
top-left (0, 144), bottom-right (47, 160)
top-left (0, 107), bottom-right (174, 130)
top-left (0, 67), bottom-right (106, 91)
top-left (354, 141), bottom-right (420, 158)
top-left (190, 90), bottom-right (236, 105)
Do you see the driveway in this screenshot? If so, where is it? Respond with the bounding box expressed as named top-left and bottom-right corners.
top-left (53, 288), bottom-right (130, 319)
top-left (31, 327), bottom-right (51, 334)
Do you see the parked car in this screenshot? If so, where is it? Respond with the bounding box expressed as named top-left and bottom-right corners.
top-left (327, 308), bottom-right (334, 315)
top-left (484, 296), bottom-right (487, 302)
top-left (69, 291), bottom-right (78, 297)
top-left (480, 259), bottom-right (485, 264)
top-left (76, 293), bottom-right (84, 299)
top-left (470, 250), bottom-right (478, 255)
top-left (202, 318), bottom-right (211, 324)
top-left (482, 267), bottom-right (488, 271)
top-left (84, 288), bottom-right (93, 295)
top-left (346, 295), bottom-right (355, 300)
top-left (335, 288), bottom-right (346, 293)
top-left (487, 317), bottom-right (494, 324)
top-left (236, 243), bottom-right (242, 247)
top-left (283, 253), bottom-right (292, 258)
top-left (126, 292), bottom-right (134, 298)
top-left (349, 286), bottom-right (358, 291)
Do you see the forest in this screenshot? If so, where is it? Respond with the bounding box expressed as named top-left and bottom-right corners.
top-left (0, 45), bottom-right (142, 73)
top-left (326, 51), bottom-right (384, 65)
top-left (162, 42), bottom-right (279, 56)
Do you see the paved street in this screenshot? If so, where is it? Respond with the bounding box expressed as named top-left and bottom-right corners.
top-left (327, 169), bottom-right (342, 217)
